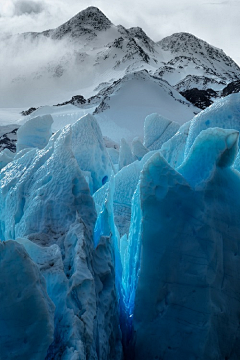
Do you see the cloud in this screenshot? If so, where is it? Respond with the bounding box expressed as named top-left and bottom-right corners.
top-left (13, 0), bottom-right (45, 16)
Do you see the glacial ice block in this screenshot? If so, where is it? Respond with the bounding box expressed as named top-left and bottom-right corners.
top-left (94, 151), bottom-right (155, 236)
top-left (132, 137), bottom-right (148, 160)
top-left (0, 148), bottom-right (15, 170)
top-left (130, 128), bottom-right (240, 359)
top-left (161, 121), bottom-right (190, 168)
top-left (0, 125), bottom-right (96, 241)
top-left (144, 113), bottom-right (179, 150)
top-left (178, 127), bottom-right (239, 188)
top-left (71, 114), bottom-right (112, 193)
top-left (0, 240), bottom-right (55, 360)
top-left (119, 138), bottom-right (135, 170)
top-left (185, 92), bottom-right (240, 156)
top-left (0, 120), bottom-right (122, 359)
top-left (16, 114), bottom-right (53, 152)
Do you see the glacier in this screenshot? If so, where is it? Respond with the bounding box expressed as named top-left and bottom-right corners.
top-left (0, 240), bottom-right (55, 360)
top-left (1, 93), bottom-right (240, 359)
top-left (129, 128), bottom-right (240, 359)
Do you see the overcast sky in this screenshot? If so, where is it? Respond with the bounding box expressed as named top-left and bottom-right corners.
top-left (0, 0), bottom-right (239, 64)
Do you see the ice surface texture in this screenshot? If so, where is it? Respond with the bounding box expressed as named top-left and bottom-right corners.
top-left (2, 98), bottom-right (240, 360)
top-left (186, 92), bottom-right (240, 155)
top-left (144, 113), bottom-right (180, 150)
top-left (0, 115), bottom-right (122, 360)
top-left (16, 114), bottom-right (53, 152)
top-left (0, 240), bottom-right (54, 360)
top-left (124, 128), bottom-right (240, 359)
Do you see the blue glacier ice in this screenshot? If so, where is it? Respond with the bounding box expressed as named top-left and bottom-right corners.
top-left (94, 151), bottom-right (156, 237)
top-left (123, 127), bottom-right (240, 360)
top-left (179, 127), bottom-right (239, 188)
top-left (107, 147), bottom-right (119, 168)
top-left (144, 113), bottom-right (180, 151)
top-left (131, 137), bottom-right (148, 160)
top-left (16, 114), bottom-right (53, 152)
top-left (0, 116), bottom-right (122, 360)
top-left (0, 240), bottom-right (55, 360)
top-left (161, 121), bottom-right (190, 168)
top-left (0, 148), bottom-right (15, 170)
top-left (185, 93), bottom-right (240, 156)
top-left (71, 114), bottom-right (113, 193)
top-left (119, 138), bottom-right (135, 170)
top-left (2, 94), bottom-right (240, 360)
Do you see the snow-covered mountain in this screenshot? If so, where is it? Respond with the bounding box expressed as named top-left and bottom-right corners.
top-left (2, 6), bottom-right (239, 109)
top-left (156, 32), bottom-right (240, 89)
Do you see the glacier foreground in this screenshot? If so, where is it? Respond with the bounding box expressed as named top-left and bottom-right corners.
top-left (1, 94), bottom-right (240, 359)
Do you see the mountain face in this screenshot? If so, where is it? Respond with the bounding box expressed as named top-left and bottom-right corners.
top-left (180, 88), bottom-right (218, 110)
top-left (23, 6), bottom-right (113, 40)
top-left (222, 80), bottom-right (240, 97)
top-left (50, 6), bottom-right (113, 40)
top-left (156, 32), bottom-right (240, 88)
top-left (3, 6), bottom-right (239, 109)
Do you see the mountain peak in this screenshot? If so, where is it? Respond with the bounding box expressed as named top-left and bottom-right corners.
top-left (52, 6), bottom-right (112, 39)
top-left (158, 32), bottom-right (240, 74)
top-left (158, 32), bottom-right (207, 51)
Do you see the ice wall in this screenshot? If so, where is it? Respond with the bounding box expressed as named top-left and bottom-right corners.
top-left (94, 152), bottom-right (155, 237)
top-left (2, 95), bottom-right (240, 360)
top-left (71, 114), bottom-right (112, 193)
top-left (126, 128), bottom-right (240, 360)
top-left (185, 93), bottom-right (240, 156)
top-left (0, 117), bottom-right (122, 360)
top-left (144, 113), bottom-right (179, 151)
top-left (161, 121), bottom-right (190, 168)
top-left (16, 114), bottom-right (53, 152)
top-left (131, 137), bottom-right (148, 161)
top-left (0, 240), bottom-right (55, 360)
top-left (119, 138), bottom-right (135, 170)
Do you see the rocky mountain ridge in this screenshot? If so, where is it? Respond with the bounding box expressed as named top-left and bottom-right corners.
top-left (7, 6), bottom-right (239, 108)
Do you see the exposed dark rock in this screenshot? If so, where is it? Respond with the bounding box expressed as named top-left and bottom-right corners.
top-left (21, 107), bottom-right (37, 116)
top-left (0, 126), bottom-right (20, 153)
top-left (55, 95), bottom-right (86, 107)
top-left (180, 88), bottom-right (218, 110)
top-left (222, 80), bottom-right (240, 96)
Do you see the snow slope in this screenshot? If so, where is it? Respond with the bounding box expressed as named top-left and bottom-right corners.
top-left (94, 71), bottom-right (199, 141)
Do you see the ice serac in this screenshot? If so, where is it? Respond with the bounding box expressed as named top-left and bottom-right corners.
top-left (71, 114), bottom-right (112, 193)
top-left (0, 148), bottom-right (15, 170)
top-left (129, 128), bottom-right (240, 360)
top-left (161, 121), bottom-right (190, 168)
top-left (179, 127), bottom-right (239, 188)
top-left (132, 137), bottom-right (148, 160)
top-left (118, 138), bottom-right (134, 170)
top-left (0, 125), bottom-right (96, 240)
top-left (185, 92), bottom-right (240, 156)
top-left (0, 240), bottom-right (54, 360)
top-left (94, 152), bottom-right (154, 237)
top-left (0, 117), bottom-right (123, 359)
top-left (16, 114), bottom-right (53, 152)
top-left (93, 177), bottom-right (123, 359)
top-left (144, 113), bottom-right (180, 150)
